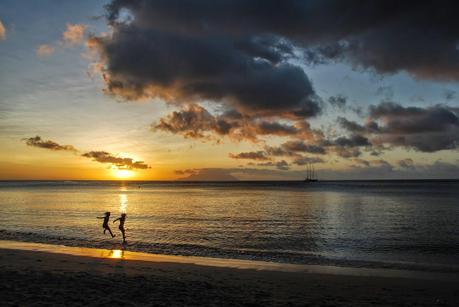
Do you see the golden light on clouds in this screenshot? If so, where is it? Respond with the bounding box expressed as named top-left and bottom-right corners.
top-left (0, 19), bottom-right (5, 40)
top-left (36, 44), bottom-right (55, 57)
top-left (62, 23), bottom-right (87, 46)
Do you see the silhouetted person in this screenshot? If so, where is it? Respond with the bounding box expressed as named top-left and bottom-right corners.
top-left (113, 213), bottom-right (127, 244)
top-left (97, 212), bottom-right (115, 238)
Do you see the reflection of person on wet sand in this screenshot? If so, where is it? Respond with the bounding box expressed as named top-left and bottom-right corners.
top-left (113, 213), bottom-right (127, 244)
top-left (97, 212), bottom-right (115, 238)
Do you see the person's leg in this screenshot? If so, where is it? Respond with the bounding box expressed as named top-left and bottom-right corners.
top-left (121, 228), bottom-right (126, 243)
top-left (103, 228), bottom-right (107, 234)
top-left (108, 227), bottom-right (115, 238)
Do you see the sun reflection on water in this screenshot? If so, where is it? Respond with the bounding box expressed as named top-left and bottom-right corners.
top-left (120, 194), bottom-right (128, 214)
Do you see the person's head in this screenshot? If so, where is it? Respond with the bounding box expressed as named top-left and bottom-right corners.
top-left (105, 212), bottom-right (110, 216)
top-left (121, 213), bottom-right (126, 218)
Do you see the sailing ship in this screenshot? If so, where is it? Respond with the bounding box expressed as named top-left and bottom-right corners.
top-left (304, 162), bottom-right (318, 182)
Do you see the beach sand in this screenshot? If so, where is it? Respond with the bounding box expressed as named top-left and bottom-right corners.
top-left (1, 243), bottom-right (458, 306)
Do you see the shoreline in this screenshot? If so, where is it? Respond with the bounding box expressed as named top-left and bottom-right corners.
top-left (1, 240), bottom-right (459, 306)
top-left (1, 239), bottom-right (459, 282)
top-left (1, 233), bottom-right (458, 274)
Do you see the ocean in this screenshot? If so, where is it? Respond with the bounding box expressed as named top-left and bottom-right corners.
top-left (0, 180), bottom-right (458, 272)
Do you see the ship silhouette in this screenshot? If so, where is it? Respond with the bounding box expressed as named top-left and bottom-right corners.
top-left (304, 163), bottom-right (318, 182)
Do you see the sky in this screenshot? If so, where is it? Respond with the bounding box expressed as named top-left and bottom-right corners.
top-left (0, 0), bottom-right (458, 181)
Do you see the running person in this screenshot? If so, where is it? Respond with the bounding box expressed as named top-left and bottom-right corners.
top-left (97, 212), bottom-right (115, 238)
top-left (113, 213), bottom-right (127, 244)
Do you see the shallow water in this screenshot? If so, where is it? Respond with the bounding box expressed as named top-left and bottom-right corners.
top-left (0, 180), bottom-right (458, 272)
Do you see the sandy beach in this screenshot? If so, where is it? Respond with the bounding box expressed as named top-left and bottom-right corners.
top-left (1, 241), bottom-right (458, 306)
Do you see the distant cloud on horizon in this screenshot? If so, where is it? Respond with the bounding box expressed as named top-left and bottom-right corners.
top-left (175, 160), bottom-right (459, 181)
top-left (23, 136), bottom-right (150, 170)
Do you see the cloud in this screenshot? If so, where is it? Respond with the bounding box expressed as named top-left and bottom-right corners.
top-left (398, 158), bottom-right (415, 170)
top-left (281, 140), bottom-right (326, 154)
top-left (23, 136), bottom-right (77, 152)
top-left (339, 102), bottom-right (459, 152)
top-left (174, 160), bottom-right (459, 181)
top-left (153, 104), bottom-right (316, 142)
top-left (328, 95), bottom-right (347, 110)
top-left (22, 136), bottom-right (149, 170)
top-left (88, 1), bottom-right (324, 120)
top-left (0, 19), bottom-right (5, 40)
top-left (81, 151), bottom-right (150, 169)
top-left (175, 168), bottom-right (238, 181)
top-left (36, 44), bottom-right (55, 57)
top-left (292, 156), bottom-right (324, 166)
top-left (275, 160), bottom-right (289, 170)
top-left (254, 160), bottom-right (290, 170)
top-left (62, 23), bottom-right (87, 46)
top-left (229, 151), bottom-right (270, 161)
top-left (92, 0), bottom-right (459, 95)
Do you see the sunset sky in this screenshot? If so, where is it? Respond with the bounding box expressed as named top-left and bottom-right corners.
top-left (1, 0), bottom-right (458, 180)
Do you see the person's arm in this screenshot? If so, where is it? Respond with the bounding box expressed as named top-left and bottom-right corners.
top-left (113, 218), bottom-right (120, 223)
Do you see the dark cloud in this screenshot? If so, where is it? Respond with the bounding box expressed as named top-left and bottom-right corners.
top-left (23, 136), bottom-right (77, 152)
top-left (337, 102), bottom-right (459, 152)
top-left (292, 156), bottom-right (324, 166)
top-left (153, 104), bottom-right (227, 140)
top-left (331, 135), bottom-right (370, 148)
top-left (264, 145), bottom-right (299, 157)
top-left (369, 103), bottom-right (459, 152)
top-left (253, 160), bottom-right (289, 170)
top-left (90, 2), bottom-right (323, 119)
top-left (153, 104), bottom-right (316, 142)
top-left (94, 0), bottom-right (459, 112)
top-left (444, 90), bottom-right (456, 101)
top-left (281, 140), bottom-right (326, 154)
top-left (90, 1), bottom-right (459, 161)
top-left (82, 151), bottom-right (150, 169)
top-left (398, 158), bottom-right (415, 170)
top-left (275, 160), bottom-right (289, 170)
top-left (328, 95), bottom-right (347, 110)
top-left (337, 117), bottom-right (366, 133)
top-left (229, 151), bottom-right (270, 161)
top-left (23, 136), bottom-right (150, 170)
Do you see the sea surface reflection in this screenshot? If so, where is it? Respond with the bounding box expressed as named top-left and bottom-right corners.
top-left (0, 180), bottom-right (458, 271)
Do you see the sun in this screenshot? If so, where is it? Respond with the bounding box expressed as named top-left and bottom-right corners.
top-left (113, 169), bottom-right (134, 179)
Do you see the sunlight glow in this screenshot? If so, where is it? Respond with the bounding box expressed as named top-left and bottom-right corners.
top-left (113, 169), bottom-right (134, 179)
top-left (109, 249), bottom-right (124, 259)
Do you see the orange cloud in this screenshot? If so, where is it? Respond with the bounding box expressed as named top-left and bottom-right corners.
top-left (62, 23), bottom-right (87, 46)
top-left (36, 44), bottom-right (55, 57)
top-left (0, 19), bottom-right (5, 40)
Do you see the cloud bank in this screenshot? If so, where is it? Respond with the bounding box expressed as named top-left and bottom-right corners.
top-left (339, 103), bottom-right (459, 152)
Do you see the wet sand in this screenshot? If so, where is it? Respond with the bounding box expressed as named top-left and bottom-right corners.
top-left (1, 242), bottom-right (458, 306)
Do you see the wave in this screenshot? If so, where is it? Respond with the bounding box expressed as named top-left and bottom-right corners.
top-left (1, 229), bottom-right (457, 274)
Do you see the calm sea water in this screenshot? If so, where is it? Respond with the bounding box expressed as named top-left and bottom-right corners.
top-left (0, 180), bottom-right (458, 272)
